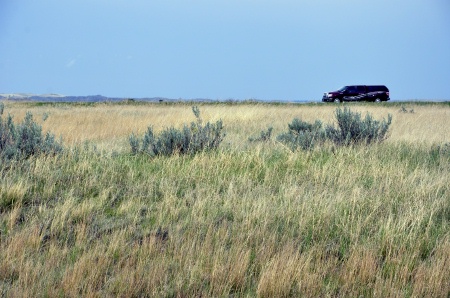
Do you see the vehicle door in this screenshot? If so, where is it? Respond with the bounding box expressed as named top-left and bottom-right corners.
top-left (355, 85), bottom-right (366, 101)
top-left (343, 86), bottom-right (358, 101)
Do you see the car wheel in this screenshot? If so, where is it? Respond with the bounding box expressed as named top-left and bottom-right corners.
top-left (334, 98), bottom-right (341, 103)
top-left (374, 98), bottom-right (381, 103)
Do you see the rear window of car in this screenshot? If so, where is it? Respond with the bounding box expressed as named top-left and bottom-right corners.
top-left (367, 85), bottom-right (388, 92)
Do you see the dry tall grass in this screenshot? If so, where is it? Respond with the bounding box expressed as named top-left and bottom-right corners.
top-left (3, 101), bottom-right (448, 148)
top-left (1, 101), bottom-right (449, 297)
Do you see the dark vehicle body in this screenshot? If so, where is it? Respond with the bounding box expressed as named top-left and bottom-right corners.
top-left (322, 85), bottom-right (390, 103)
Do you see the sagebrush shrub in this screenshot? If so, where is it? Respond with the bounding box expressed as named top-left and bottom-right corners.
top-left (326, 107), bottom-right (392, 146)
top-left (249, 126), bottom-right (273, 142)
top-left (130, 106), bottom-right (225, 156)
top-left (277, 108), bottom-right (392, 151)
top-left (0, 111), bottom-right (63, 161)
top-left (399, 106), bottom-right (414, 114)
top-left (277, 118), bottom-right (326, 150)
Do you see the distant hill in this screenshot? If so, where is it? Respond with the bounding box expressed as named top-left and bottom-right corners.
top-left (0, 93), bottom-right (65, 99)
top-left (0, 93), bottom-right (311, 103)
top-left (0, 93), bottom-right (184, 102)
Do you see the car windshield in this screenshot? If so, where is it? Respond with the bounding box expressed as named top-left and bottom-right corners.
top-left (338, 86), bottom-right (347, 92)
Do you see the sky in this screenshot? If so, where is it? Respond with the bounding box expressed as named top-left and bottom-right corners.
top-left (1, 0), bottom-right (449, 101)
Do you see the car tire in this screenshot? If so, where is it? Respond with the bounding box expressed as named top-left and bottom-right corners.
top-left (334, 98), bottom-right (341, 103)
top-left (374, 98), bottom-right (381, 103)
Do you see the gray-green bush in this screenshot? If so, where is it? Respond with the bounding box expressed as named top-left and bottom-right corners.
top-left (249, 126), bottom-right (273, 142)
top-left (277, 118), bottom-right (326, 150)
top-left (326, 107), bottom-right (392, 146)
top-left (277, 107), bottom-right (392, 151)
top-left (0, 111), bottom-right (63, 161)
top-left (130, 106), bottom-right (225, 156)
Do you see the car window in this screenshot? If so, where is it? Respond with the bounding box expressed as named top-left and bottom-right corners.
top-left (368, 86), bottom-right (387, 92)
top-left (357, 86), bottom-right (365, 93)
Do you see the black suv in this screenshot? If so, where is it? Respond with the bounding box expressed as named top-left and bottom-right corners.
top-left (322, 85), bottom-right (390, 103)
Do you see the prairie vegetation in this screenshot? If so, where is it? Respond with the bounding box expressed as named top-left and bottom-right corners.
top-left (0, 101), bottom-right (449, 297)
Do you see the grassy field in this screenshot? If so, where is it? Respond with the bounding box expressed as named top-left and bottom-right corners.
top-left (1, 101), bottom-right (449, 297)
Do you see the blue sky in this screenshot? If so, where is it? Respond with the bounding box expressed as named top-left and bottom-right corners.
top-left (1, 0), bottom-right (449, 101)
